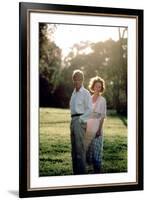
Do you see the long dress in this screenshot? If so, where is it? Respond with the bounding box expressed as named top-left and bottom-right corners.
top-left (84, 95), bottom-right (107, 171)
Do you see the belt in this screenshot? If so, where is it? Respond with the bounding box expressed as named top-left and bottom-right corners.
top-left (71, 113), bottom-right (83, 117)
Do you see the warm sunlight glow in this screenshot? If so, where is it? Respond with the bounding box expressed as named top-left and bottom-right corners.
top-left (52, 24), bottom-right (127, 58)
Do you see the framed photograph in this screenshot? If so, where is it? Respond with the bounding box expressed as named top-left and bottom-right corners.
top-left (19, 2), bottom-right (143, 198)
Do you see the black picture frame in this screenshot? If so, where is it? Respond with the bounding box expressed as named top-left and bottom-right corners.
top-left (19, 2), bottom-right (144, 198)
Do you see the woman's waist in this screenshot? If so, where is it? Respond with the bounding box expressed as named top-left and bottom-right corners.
top-left (90, 112), bottom-right (102, 119)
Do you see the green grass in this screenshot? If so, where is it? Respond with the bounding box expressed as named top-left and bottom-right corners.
top-left (39, 108), bottom-right (127, 176)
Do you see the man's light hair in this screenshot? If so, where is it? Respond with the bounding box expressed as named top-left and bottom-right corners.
top-left (72, 69), bottom-right (84, 81)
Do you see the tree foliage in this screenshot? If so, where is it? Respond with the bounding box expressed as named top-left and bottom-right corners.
top-left (39, 24), bottom-right (62, 106)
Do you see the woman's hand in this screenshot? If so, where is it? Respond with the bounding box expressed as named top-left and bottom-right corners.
top-left (95, 117), bottom-right (104, 138)
top-left (95, 129), bottom-right (101, 137)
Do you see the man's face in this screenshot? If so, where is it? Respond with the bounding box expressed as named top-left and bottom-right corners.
top-left (73, 75), bottom-right (83, 91)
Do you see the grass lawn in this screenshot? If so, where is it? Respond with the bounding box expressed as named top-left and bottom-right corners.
top-left (39, 108), bottom-right (127, 176)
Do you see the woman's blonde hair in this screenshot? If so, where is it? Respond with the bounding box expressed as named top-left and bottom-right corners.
top-left (88, 76), bottom-right (105, 94)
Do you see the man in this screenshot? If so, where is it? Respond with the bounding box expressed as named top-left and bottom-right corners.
top-left (70, 69), bottom-right (92, 175)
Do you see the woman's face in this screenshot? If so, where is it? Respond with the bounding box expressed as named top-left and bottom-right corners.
top-left (93, 82), bottom-right (102, 94)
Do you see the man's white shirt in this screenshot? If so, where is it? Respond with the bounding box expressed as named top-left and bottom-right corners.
top-left (70, 86), bottom-right (92, 123)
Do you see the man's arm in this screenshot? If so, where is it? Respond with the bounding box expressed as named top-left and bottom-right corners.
top-left (79, 92), bottom-right (92, 123)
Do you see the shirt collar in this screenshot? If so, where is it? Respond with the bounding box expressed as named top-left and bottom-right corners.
top-left (73, 85), bottom-right (84, 94)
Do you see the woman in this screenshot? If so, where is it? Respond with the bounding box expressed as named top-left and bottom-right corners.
top-left (85, 76), bottom-right (107, 173)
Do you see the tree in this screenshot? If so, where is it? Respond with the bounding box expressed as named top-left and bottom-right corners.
top-left (39, 23), bottom-right (62, 107)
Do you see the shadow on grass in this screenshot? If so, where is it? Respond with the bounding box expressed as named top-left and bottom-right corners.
top-left (107, 109), bottom-right (127, 127)
top-left (119, 115), bottom-right (127, 127)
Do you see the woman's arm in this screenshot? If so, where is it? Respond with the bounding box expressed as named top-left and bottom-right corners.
top-left (95, 97), bottom-right (106, 137)
top-left (95, 117), bottom-right (105, 137)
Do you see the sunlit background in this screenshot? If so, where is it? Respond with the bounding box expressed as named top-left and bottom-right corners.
top-left (39, 23), bottom-right (127, 112)
top-left (53, 24), bottom-right (127, 59)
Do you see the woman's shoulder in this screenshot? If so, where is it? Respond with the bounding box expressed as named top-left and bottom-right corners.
top-left (100, 96), bottom-right (106, 103)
